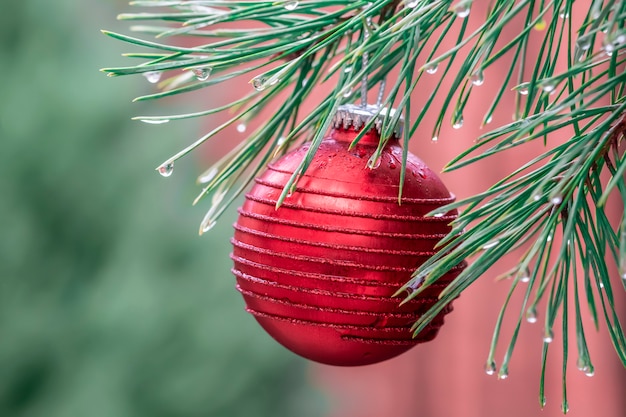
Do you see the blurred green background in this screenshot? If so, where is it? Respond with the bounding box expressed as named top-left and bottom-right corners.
top-left (0, 1), bottom-right (324, 416)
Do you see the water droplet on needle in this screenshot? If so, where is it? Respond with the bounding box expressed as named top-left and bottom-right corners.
top-left (284, 1), bottom-right (298, 11)
top-left (191, 66), bottom-right (211, 81)
top-left (157, 162), bottom-right (174, 177)
top-left (425, 63), bottom-right (438, 74)
top-left (143, 71), bottom-right (162, 84)
top-left (471, 69), bottom-right (484, 86)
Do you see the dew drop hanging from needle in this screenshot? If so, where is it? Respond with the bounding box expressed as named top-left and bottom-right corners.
top-left (284, 1), bottom-right (298, 11)
top-left (143, 71), bottom-right (162, 84)
top-left (191, 66), bottom-right (211, 81)
top-left (484, 360), bottom-right (496, 376)
top-left (543, 329), bottom-right (554, 343)
top-left (551, 195), bottom-right (562, 205)
top-left (526, 306), bottom-right (538, 323)
top-left (252, 76), bottom-right (267, 91)
top-left (141, 119), bottom-right (170, 125)
top-left (471, 69), bottom-right (484, 86)
top-left (425, 63), bottom-right (438, 74)
top-left (541, 81), bottom-right (556, 94)
top-left (158, 162), bottom-right (174, 177)
top-left (453, 2), bottom-right (470, 18)
top-left (367, 154), bottom-right (381, 170)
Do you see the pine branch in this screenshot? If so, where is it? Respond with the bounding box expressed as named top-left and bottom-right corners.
top-left (102, 0), bottom-right (626, 409)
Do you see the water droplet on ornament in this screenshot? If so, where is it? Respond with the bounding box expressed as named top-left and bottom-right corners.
top-left (284, 0), bottom-right (298, 10)
top-left (252, 76), bottom-right (267, 91)
top-left (543, 329), bottom-right (554, 343)
top-left (143, 71), bottom-right (162, 84)
top-left (534, 19), bottom-right (547, 31)
top-left (431, 136), bottom-right (438, 143)
top-left (141, 119), bottom-right (170, 124)
top-left (191, 66), bottom-right (211, 81)
top-left (406, 0), bottom-right (418, 8)
top-left (526, 306), bottom-right (537, 323)
top-left (471, 69), bottom-right (484, 86)
top-left (389, 161), bottom-right (396, 169)
top-left (237, 123), bottom-right (247, 133)
top-left (367, 154), bottom-right (381, 169)
top-left (482, 240), bottom-right (499, 250)
top-left (453, 2), bottom-right (470, 18)
top-left (157, 162), bottom-right (174, 177)
top-left (484, 361), bottom-right (496, 375)
top-left (551, 195), bottom-right (562, 205)
top-left (425, 63), bottom-right (438, 74)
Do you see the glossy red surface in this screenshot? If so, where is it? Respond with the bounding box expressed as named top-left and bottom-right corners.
top-left (231, 126), bottom-right (464, 366)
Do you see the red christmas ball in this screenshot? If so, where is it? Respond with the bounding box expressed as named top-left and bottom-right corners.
top-left (231, 107), bottom-right (463, 366)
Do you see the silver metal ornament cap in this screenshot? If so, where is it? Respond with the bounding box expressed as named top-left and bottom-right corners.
top-left (332, 104), bottom-right (404, 137)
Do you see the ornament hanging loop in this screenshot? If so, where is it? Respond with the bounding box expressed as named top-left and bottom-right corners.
top-left (359, 13), bottom-right (388, 111)
top-left (360, 16), bottom-right (372, 108)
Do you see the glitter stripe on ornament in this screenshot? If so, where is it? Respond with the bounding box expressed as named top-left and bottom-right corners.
top-left (233, 269), bottom-right (444, 305)
top-left (254, 176), bottom-right (456, 205)
top-left (236, 286), bottom-right (421, 327)
top-left (233, 223), bottom-right (438, 256)
top-left (231, 239), bottom-right (432, 271)
top-left (243, 192), bottom-right (456, 221)
top-left (236, 209), bottom-right (451, 240)
top-left (231, 254), bottom-right (459, 295)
